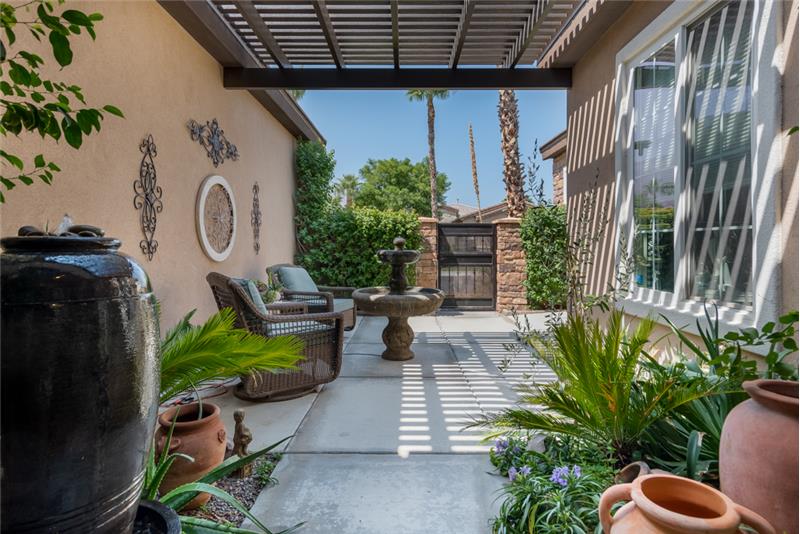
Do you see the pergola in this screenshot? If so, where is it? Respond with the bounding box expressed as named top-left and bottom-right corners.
top-left (161, 0), bottom-right (576, 90)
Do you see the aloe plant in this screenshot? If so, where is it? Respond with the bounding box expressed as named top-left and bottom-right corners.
top-left (143, 415), bottom-right (302, 534)
top-left (160, 308), bottom-right (303, 403)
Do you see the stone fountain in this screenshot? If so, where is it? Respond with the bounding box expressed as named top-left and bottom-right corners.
top-left (352, 237), bottom-right (445, 361)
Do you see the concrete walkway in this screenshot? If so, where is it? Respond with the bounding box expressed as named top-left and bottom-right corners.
top-left (214, 312), bottom-right (555, 534)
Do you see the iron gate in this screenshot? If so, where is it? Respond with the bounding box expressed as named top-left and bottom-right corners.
top-left (438, 223), bottom-right (496, 310)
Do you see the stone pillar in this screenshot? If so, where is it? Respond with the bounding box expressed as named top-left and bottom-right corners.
top-left (415, 217), bottom-right (438, 288)
top-left (494, 217), bottom-right (528, 312)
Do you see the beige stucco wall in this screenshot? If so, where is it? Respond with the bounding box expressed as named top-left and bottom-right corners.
top-left (0, 1), bottom-right (299, 328)
top-left (564, 0), bottom-right (799, 330)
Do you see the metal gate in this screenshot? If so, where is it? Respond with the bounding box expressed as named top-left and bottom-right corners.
top-left (438, 223), bottom-right (496, 310)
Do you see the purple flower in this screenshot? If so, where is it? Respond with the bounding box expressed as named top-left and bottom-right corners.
top-left (493, 436), bottom-right (509, 454)
top-left (508, 466), bottom-right (519, 482)
top-left (519, 465), bottom-right (532, 477)
top-left (571, 465), bottom-right (582, 478)
top-left (549, 466), bottom-right (569, 487)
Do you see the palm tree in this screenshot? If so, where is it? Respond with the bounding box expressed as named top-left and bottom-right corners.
top-left (468, 123), bottom-right (482, 222)
top-left (498, 89), bottom-right (525, 217)
top-left (406, 90), bottom-right (450, 218)
top-left (335, 174), bottom-right (360, 208)
top-left (288, 89), bottom-right (306, 101)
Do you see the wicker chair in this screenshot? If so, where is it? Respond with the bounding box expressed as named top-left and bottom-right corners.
top-left (267, 264), bottom-right (357, 330)
top-left (206, 272), bottom-right (345, 402)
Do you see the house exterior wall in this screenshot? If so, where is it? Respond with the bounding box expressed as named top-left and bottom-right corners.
top-left (0, 1), bottom-right (299, 328)
top-left (552, 151), bottom-right (567, 205)
top-left (564, 0), bottom-right (799, 337)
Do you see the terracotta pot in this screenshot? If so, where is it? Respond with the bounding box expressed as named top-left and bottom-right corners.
top-left (720, 379), bottom-right (799, 534)
top-left (599, 474), bottom-right (775, 533)
top-left (156, 402), bottom-right (227, 509)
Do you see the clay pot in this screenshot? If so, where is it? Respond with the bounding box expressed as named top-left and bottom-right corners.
top-left (615, 461), bottom-right (652, 484)
top-left (599, 474), bottom-right (775, 533)
top-left (720, 379), bottom-right (798, 534)
top-left (156, 402), bottom-right (227, 509)
top-left (1, 230), bottom-right (159, 533)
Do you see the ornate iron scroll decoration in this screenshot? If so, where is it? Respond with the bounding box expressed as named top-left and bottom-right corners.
top-left (251, 182), bottom-right (262, 254)
top-left (133, 134), bottom-right (163, 260)
top-left (187, 118), bottom-right (239, 167)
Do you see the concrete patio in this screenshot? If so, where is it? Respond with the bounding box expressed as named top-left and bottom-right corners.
top-left (211, 311), bottom-right (555, 534)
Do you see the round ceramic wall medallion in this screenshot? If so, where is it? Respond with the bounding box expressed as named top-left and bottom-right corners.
top-left (196, 175), bottom-right (237, 262)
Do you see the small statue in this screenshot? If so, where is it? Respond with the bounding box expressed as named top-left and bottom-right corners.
top-left (232, 408), bottom-right (254, 478)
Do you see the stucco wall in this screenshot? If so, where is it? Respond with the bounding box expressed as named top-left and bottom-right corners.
top-left (565, 0), bottom-right (799, 324)
top-left (0, 2), bottom-right (299, 328)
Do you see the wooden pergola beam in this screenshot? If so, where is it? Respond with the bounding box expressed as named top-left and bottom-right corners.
top-left (235, 1), bottom-right (291, 69)
top-left (449, 0), bottom-right (476, 69)
top-left (312, 0), bottom-right (344, 68)
top-left (223, 67), bottom-right (572, 89)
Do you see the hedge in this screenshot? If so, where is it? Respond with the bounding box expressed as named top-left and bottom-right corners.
top-left (520, 204), bottom-right (568, 309)
top-left (296, 206), bottom-right (423, 288)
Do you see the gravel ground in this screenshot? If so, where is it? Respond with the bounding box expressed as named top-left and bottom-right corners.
top-left (185, 454), bottom-right (282, 527)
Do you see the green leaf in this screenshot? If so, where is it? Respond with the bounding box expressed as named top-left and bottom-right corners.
top-left (686, 430), bottom-right (703, 480)
top-left (178, 516), bottom-right (264, 534)
top-left (31, 92), bottom-right (45, 103)
top-left (783, 338), bottom-right (798, 351)
top-left (18, 174), bottom-right (33, 185)
top-left (0, 39), bottom-right (5, 62)
top-left (47, 161), bottom-right (61, 171)
top-left (43, 80), bottom-right (54, 92)
top-left (62, 10), bottom-right (92, 27)
top-left (34, 154), bottom-right (45, 167)
top-left (8, 60), bottom-right (31, 86)
top-left (4, 26), bottom-right (15, 46)
top-left (88, 13), bottom-right (104, 21)
top-left (0, 150), bottom-right (24, 170)
top-left (0, 81), bottom-right (11, 96)
top-left (102, 104), bottom-right (124, 118)
top-left (49, 30), bottom-right (73, 67)
top-left (1, 177), bottom-right (16, 190)
top-left (62, 117), bottom-right (82, 148)
top-left (789, 126), bottom-right (799, 136)
top-left (161, 482), bottom-right (275, 533)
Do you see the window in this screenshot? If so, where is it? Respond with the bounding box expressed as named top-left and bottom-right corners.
top-left (632, 43), bottom-right (676, 292)
top-left (619, 0), bottom-right (763, 317)
top-left (684, 1), bottom-right (753, 306)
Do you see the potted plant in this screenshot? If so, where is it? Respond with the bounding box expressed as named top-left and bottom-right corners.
top-left (155, 308), bottom-right (303, 508)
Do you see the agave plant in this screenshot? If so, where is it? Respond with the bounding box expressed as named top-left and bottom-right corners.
top-left (160, 308), bottom-right (303, 403)
top-left (475, 310), bottom-right (713, 466)
top-left (143, 416), bottom-right (302, 534)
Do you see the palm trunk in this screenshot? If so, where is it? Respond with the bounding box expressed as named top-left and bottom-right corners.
top-left (498, 89), bottom-right (524, 218)
top-left (468, 123), bottom-right (482, 223)
top-left (427, 94), bottom-right (438, 219)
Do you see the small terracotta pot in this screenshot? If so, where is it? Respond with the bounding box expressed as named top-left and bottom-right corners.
top-left (599, 474), bottom-right (775, 533)
top-left (720, 379), bottom-right (799, 534)
top-left (156, 402), bottom-right (227, 509)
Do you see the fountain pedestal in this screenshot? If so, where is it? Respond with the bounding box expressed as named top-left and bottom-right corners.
top-left (352, 237), bottom-right (444, 361)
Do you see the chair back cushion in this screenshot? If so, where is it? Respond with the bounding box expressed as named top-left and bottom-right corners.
top-left (232, 278), bottom-right (269, 316)
top-left (276, 266), bottom-right (318, 292)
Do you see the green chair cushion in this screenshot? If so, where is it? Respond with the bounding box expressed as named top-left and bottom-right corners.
top-left (277, 266), bottom-right (319, 293)
top-left (232, 278), bottom-right (269, 316)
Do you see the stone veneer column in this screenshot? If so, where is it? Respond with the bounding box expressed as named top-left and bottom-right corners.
top-left (415, 217), bottom-right (438, 288)
top-left (494, 217), bottom-right (528, 312)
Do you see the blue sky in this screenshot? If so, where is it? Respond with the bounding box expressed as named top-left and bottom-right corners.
top-left (298, 90), bottom-right (567, 207)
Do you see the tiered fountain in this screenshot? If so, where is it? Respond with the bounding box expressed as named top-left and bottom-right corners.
top-left (352, 237), bottom-right (445, 361)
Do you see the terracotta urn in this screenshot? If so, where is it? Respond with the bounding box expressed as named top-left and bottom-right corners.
top-left (720, 379), bottom-right (798, 534)
top-left (156, 402), bottom-right (227, 509)
top-left (599, 474), bottom-right (775, 534)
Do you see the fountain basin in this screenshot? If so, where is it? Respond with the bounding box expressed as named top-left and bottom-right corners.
top-left (352, 286), bottom-right (444, 361)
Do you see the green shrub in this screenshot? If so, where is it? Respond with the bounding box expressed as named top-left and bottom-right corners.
top-left (296, 206), bottom-right (423, 288)
top-left (295, 139), bottom-right (336, 256)
top-left (520, 205), bottom-right (568, 309)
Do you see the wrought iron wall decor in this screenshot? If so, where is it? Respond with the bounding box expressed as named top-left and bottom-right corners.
top-left (251, 182), bottom-right (262, 254)
top-left (187, 118), bottom-right (239, 167)
top-left (133, 134), bottom-right (163, 260)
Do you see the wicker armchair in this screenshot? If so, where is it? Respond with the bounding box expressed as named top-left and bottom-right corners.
top-left (267, 264), bottom-right (357, 330)
top-left (206, 272), bottom-right (345, 402)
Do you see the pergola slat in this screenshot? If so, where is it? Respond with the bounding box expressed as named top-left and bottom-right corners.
top-left (449, 0), bottom-right (475, 69)
top-left (312, 0), bottom-right (344, 67)
top-left (234, 1), bottom-right (291, 68)
top-left (391, 0), bottom-right (400, 68)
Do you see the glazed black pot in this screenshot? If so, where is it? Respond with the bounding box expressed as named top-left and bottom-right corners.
top-left (133, 500), bottom-right (181, 534)
top-left (1, 229), bottom-right (160, 533)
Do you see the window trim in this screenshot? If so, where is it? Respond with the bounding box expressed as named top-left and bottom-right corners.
top-left (614, 0), bottom-right (783, 333)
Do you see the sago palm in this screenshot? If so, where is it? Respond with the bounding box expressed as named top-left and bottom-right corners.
top-left (498, 89), bottom-right (526, 217)
top-left (160, 308), bottom-right (303, 403)
top-left (475, 310), bottom-right (712, 466)
top-left (406, 89), bottom-right (450, 218)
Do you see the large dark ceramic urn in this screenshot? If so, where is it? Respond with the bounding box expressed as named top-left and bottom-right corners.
top-left (1, 226), bottom-right (160, 533)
